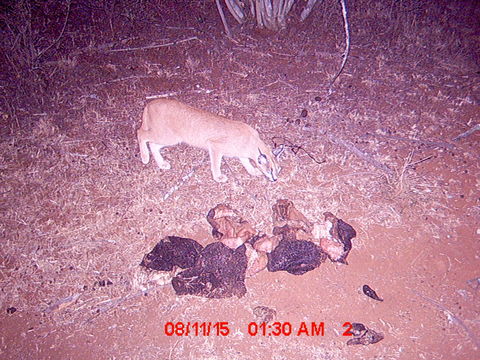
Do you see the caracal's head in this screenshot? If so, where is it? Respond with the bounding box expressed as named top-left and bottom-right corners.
top-left (256, 147), bottom-right (281, 182)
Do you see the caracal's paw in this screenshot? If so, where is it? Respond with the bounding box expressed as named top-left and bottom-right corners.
top-left (157, 161), bottom-right (171, 170)
top-left (214, 174), bottom-right (228, 183)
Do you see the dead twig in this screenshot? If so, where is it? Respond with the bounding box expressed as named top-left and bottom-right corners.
top-left (84, 284), bottom-right (166, 324)
top-left (327, 134), bottom-right (394, 176)
top-left (163, 167), bottom-right (198, 201)
top-left (146, 88), bottom-right (214, 100)
top-left (105, 37), bottom-right (199, 53)
top-left (364, 133), bottom-right (456, 149)
top-left (452, 124), bottom-right (480, 141)
top-left (272, 136), bottom-right (325, 164)
top-left (44, 292), bottom-right (81, 314)
top-left (258, 78), bottom-right (297, 91)
top-left (329, 0), bottom-right (350, 87)
top-left (407, 155), bottom-right (434, 167)
top-left (411, 290), bottom-right (480, 350)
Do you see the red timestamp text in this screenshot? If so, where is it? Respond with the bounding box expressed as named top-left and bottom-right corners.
top-left (164, 321), bottom-right (230, 337)
top-left (164, 321), bottom-right (356, 337)
top-left (247, 321), bottom-right (325, 337)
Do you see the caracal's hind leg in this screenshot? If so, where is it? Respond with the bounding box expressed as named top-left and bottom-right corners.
top-left (207, 145), bottom-right (227, 183)
top-left (240, 157), bottom-right (262, 176)
top-left (137, 129), bottom-right (151, 164)
top-left (149, 143), bottom-right (171, 170)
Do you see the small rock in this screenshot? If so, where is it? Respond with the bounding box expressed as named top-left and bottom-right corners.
top-left (7, 307), bottom-right (17, 314)
top-left (253, 306), bottom-right (276, 323)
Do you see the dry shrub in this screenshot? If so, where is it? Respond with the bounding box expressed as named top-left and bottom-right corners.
top-left (0, 0), bottom-right (72, 118)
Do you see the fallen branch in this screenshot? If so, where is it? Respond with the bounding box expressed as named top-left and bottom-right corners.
top-left (106, 37), bottom-right (199, 52)
top-left (452, 124), bottom-right (480, 141)
top-left (327, 134), bottom-right (394, 176)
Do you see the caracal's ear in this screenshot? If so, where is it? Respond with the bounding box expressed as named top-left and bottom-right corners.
top-left (272, 144), bottom-right (285, 158)
top-left (258, 148), bottom-right (268, 164)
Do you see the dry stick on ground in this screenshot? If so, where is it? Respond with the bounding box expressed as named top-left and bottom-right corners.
top-left (215, 0), bottom-right (233, 38)
top-left (452, 123), bottom-right (480, 141)
top-left (327, 134), bottom-right (394, 177)
top-left (163, 167), bottom-right (197, 201)
top-left (163, 155), bottom-right (209, 201)
top-left (84, 284), bottom-right (167, 325)
top-left (411, 290), bottom-right (480, 350)
top-left (44, 293), bottom-right (82, 314)
top-left (407, 155), bottom-right (434, 167)
top-left (105, 36), bottom-right (199, 53)
top-left (146, 88), bottom-right (214, 100)
top-left (95, 75), bottom-right (152, 87)
top-left (365, 133), bottom-right (456, 149)
top-left (329, 0), bottom-right (350, 88)
top-left (272, 136), bottom-right (325, 164)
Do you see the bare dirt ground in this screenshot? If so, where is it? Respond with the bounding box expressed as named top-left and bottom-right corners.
top-left (1, 0), bottom-right (479, 359)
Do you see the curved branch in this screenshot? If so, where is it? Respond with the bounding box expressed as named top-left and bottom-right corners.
top-left (329, 0), bottom-right (350, 86)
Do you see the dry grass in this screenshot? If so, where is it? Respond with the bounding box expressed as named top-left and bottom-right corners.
top-left (0, 90), bottom-right (457, 316)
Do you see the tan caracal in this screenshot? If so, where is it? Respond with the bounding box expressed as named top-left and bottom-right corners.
top-left (137, 99), bottom-right (280, 183)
